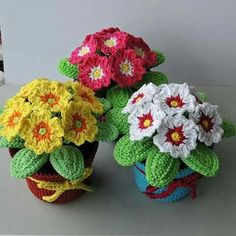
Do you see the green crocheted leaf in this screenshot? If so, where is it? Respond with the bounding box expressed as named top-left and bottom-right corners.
top-left (106, 85), bottom-right (132, 108)
top-left (98, 98), bottom-right (111, 113)
top-left (10, 148), bottom-right (49, 178)
top-left (196, 91), bottom-right (207, 102)
top-left (149, 50), bottom-right (165, 68)
top-left (106, 108), bottom-right (129, 134)
top-left (222, 119), bottom-right (236, 138)
top-left (145, 147), bottom-right (180, 187)
top-left (181, 144), bottom-right (219, 177)
top-left (58, 58), bottom-right (79, 79)
top-left (114, 135), bottom-right (153, 166)
top-left (135, 71), bottom-right (168, 89)
top-left (50, 145), bottom-right (84, 180)
top-left (0, 135), bottom-right (25, 148)
top-left (96, 121), bottom-right (119, 142)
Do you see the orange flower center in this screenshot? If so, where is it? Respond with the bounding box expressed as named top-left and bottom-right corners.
top-left (33, 121), bottom-right (51, 142)
top-left (8, 112), bottom-right (22, 128)
top-left (40, 93), bottom-right (59, 107)
top-left (72, 114), bottom-right (86, 133)
top-left (80, 92), bottom-right (93, 104)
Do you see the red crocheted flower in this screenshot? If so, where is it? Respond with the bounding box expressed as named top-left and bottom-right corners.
top-left (69, 35), bottom-right (98, 64)
top-left (97, 27), bottom-right (120, 34)
top-left (78, 54), bottom-right (112, 91)
top-left (111, 49), bottom-right (146, 87)
top-left (97, 31), bottom-right (128, 55)
top-left (127, 35), bottom-right (157, 67)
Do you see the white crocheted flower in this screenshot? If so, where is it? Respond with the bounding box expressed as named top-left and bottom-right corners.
top-left (153, 114), bottom-right (198, 158)
top-left (128, 103), bottom-right (165, 141)
top-left (189, 102), bottom-right (223, 146)
top-left (153, 83), bottom-right (196, 115)
top-left (123, 83), bottom-right (158, 114)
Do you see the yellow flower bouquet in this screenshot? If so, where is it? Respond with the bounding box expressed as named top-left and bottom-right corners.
top-left (0, 78), bottom-right (117, 203)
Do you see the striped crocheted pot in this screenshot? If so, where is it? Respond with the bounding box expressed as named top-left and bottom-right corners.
top-left (133, 162), bottom-right (202, 202)
top-left (9, 142), bottom-right (98, 204)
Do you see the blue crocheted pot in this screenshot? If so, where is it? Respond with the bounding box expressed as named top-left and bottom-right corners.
top-left (133, 162), bottom-right (202, 202)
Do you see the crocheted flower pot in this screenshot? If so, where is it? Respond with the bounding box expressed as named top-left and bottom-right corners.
top-left (9, 142), bottom-right (98, 204)
top-left (133, 162), bottom-right (202, 202)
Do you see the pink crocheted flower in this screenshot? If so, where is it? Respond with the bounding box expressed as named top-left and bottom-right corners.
top-left (97, 31), bottom-right (128, 55)
top-left (69, 35), bottom-right (98, 64)
top-left (127, 35), bottom-right (157, 67)
top-left (111, 49), bottom-right (146, 87)
top-left (78, 54), bottom-right (112, 91)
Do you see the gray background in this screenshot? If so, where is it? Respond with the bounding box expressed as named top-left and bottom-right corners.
top-left (0, 0), bottom-right (236, 85)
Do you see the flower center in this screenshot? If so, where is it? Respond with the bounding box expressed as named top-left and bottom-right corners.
top-left (166, 95), bottom-right (185, 108)
top-left (75, 120), bottom-right (82, 128)
top-left (138, 112), bottom-right (153, 129)
top-left (104, 37), bottom-right (116, 47)
top-left (8, 112), bottom-right (22, 127)
top-left (171, 131), bottom-right (181, 142)
top-left (134, 47), bottom-right (145, 58)
top-left (78, 46), bottom-right (90, 56)
top-left (90, 66), bottom-right (104, 80)
top-left (72, 114), bottom-right (86, 133)
top-left (120, 59), bottom-right (133, 76)
top-left (132, 93), bottom-right (144, 104)
top-left (166, 126), bottom-right (185, 146)
top-left (200, 114), bottom-right (214, 132)
top-left (39, 127), bottom-right (47, 135)
top-left (41, 93), bottom-right (59, 107)
top-left (33, 122), bottom-right (51, 141)
top-left (47, 98), bottom-right (55, 104)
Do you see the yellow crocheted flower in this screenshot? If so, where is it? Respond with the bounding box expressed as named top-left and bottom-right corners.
top-left (20, 110), bottom-right (64, 155)
top-left (71, 82), bottom-right (103, 115)
top-left (28, 81), bottom-right (71, 112)
top-left (62, 101), bottom-right (98, 146)
top-left (0, 98), bottom-right (31, 141)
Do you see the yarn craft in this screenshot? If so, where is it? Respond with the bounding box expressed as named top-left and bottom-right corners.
top-left (113, 82), bottom-right (236, 201)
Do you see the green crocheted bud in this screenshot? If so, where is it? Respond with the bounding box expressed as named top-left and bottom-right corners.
top-left (106, 85), bottom-right (133, 108)
top-left (50, 145), bottom-right (84, 180)
top-left (0, 135), bottom-right (25, 148)
top-left (181, 144), bottom-right (219, 177)
top-left (114, 135), bottom-right (154, 166)
top-left (222, 119), bottom-right (236, 138)
top-left (145, 147), bottom-right (180, 187)
top-left (135, 71), bottom-right (168, 89)
top-left (10, 148), bottom-right (49, 178)
top-left (96, 121), bottom-right (119, 142)
top-left (58, 58), bottom-right (79, 79)
top-left (98, 98), bottom-right (112, 113)
top-left (106, 108), bottom-right (129, 135)
top-left (149, 50), bottom-right (165, 68)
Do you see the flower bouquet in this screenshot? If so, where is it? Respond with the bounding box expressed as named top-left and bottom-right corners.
top-left (114, 82), bottom-right (236, 202)
top-left (0, 78), bottom-right (114, 204)
top-left (58, 27), bottom-right (168, 137)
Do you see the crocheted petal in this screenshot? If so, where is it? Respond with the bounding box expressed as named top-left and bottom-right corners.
top-left (106, 108), bottom-right (129, 134)
top-left (181, 144), bottom-right (219, 177)
top-left (145, 147), bottom-right (180, 187)
top-left (0, 136), bottom-right (25, 148)
top-left (58, 58), bottom-right (79, 79)
top-left (106, 85), bottom-right (133, 108)
top-left (95, 121), bottom-right (119, 142)
top-left (149, 50), bottom-right (165, 68)
top-left (222, 119), bottom-right (236, 138)
top-left (98, 98), bottom-right (111, 113)
top-left (134, 71), bottom-right (168, 90)
top-left (10, 148), bottom-right (49, 178)
top-left (50, 145), bottom-right (84, 180)
top-left (114, 135), bottom-right (153, 166)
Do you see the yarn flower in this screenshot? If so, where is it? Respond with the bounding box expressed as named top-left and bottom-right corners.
top-left (62, 101), bottom-right (98, 146)
top-left (112, 49), bottom-right (146, 87)
top-left (127, 35), bottom-right (157, 67)
top-left (123, 83), bottom-right (158, 113)
top-left (71, 82), bottom-right (103, 114)
top-left (28, 81), bottom-right (71, 112)
top-left (78, 54), bottom-right (112, 90)
top-left (128, 103), bottom-right (165, 141)
top-left (154, 83), bottom-right (196, 115)
top-left (20, 110), bottom-right (64, 155)
top-left (153, 114), bottom-right (198, 158)
top-left (189, 102), bottom-right (223, 146)
top-left (0, 98), bottom-right (31, 141)
top-left (69, 34), bottom-right (98, 64)
top-left (98, 31), bottom-right (128, 55)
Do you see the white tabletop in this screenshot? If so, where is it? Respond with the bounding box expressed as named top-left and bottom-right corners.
top-left (0, 84), bottom-right (235, 236)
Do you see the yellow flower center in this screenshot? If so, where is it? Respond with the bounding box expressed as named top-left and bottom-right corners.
top-left (13, 116), bottom-right (20, 124)
top-left (170, 100), bottom-right (179, 108)
top-left (104, 38), bottom-right (116, 47)
top-left (121, 63), bottom-right (131, 74)
top-left (171, 132), bottom-right (181, 142)
top-left (202, 120), bottom-right (209, 129)
top-left (93, 69), bottom-right (102, 79)
top-left (143, 119), bottom-right (152, 128)
top-left (79, 46), bottom-right (89, 56)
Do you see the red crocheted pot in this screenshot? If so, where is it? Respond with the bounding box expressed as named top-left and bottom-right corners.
top-left (9, 142), bottom-right (99, 204)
